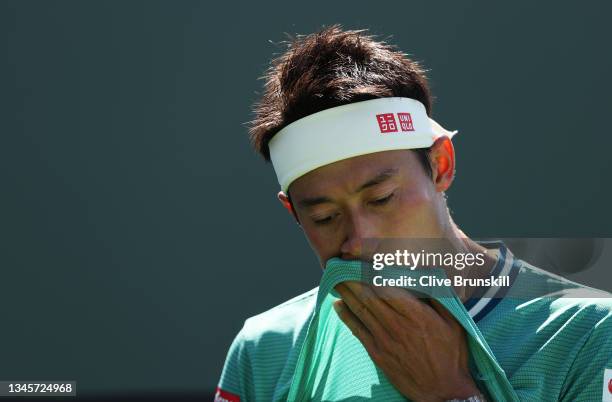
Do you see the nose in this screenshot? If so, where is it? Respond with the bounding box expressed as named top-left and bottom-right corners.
top-left (340, 213), bottom-right (375, 260)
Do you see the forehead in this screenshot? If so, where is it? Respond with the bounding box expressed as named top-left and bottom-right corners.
top-left (288, 149), bottom-right (420, 198)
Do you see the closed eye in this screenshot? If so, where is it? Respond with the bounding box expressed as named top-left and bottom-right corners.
top-left (369, 192), bottom-right (395, 206)
top-left (313, 213), bottom-right (338, 226)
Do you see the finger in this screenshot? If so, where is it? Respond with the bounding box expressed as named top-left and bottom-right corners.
top-left (335, 283), bottom-right (386, 339)
top-left (429, 299), bottom-right (460, 328)
top-left (333, 299), bottom-right (376, 350)
top-left (370, 284), bottom-right (427, 318)
top-left (340, 282), bottom-right (419, 345)
top-left (342, 281), bottom-right (400, 327)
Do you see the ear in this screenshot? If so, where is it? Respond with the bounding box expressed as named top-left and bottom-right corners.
top-left (429, 136), bottom-right (456, 192)
top-left (278, 191), bottom-right (300, 224)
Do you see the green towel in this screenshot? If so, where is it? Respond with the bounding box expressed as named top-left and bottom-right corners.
top-left (287, 258), bottom-right (520, 401)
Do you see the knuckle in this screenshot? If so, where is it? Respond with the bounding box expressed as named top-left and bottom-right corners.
top-left (356, 304), bottom-right (369, 318)
top-left (377, 335), bottom-right (394, 353)
top-left (368, 348), bottom-right (382, 363)
top-left (387, 316), bottom-right (403, 332)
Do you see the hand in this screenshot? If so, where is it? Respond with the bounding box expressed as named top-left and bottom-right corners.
top-left (334, 282), bottom-right (481, 402)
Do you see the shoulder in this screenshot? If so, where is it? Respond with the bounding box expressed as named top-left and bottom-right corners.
top-left (513, 259), bottom-right (612, 301)
top-left (481, 259), bottom-right (611, 399)
top-left (240, 286), bottom-right (318, 343)
top-left (217, 287), bottom-right (319, 398)
top-left (483, 258), bottom-right (611, 359)
top-left (502, 259), bottom-right (612, 356)
top-left (510, 260), bottom-right (612, 324)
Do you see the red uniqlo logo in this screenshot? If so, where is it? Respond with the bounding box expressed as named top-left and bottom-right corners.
top-left (215, 387), bottom-right (240, 402)
top-left (376, 113), bottom-right (398, 133)
top-left (397, 112), bottom-right (414, 131)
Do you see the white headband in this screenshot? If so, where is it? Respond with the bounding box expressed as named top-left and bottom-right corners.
top-left (269, 97), bottom-right (457, 193)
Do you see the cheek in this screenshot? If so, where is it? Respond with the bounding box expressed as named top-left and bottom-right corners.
top-left (302, 226), bottom-right (339, 264)
top-left (399, 184), bottom-right (433, 208)
top-left (389, 186), bottom-right (443, 237)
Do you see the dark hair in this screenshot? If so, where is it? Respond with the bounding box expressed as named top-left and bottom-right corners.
top-left (249, 24), bottom-right (434, 179)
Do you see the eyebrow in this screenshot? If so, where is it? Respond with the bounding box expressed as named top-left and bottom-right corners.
top-left (357, 168), bottom-right (399, 192)
top-left (297, 168), bottom-right (399, 208)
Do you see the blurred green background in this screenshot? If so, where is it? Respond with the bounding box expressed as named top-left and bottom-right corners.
top-left (1, 0), bottom-right (611, 399)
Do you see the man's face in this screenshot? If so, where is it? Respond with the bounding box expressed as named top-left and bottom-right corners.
top-left (283, 145), bottom-right (454, 267)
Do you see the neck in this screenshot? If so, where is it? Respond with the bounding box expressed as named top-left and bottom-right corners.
top-left (442, 221), bottom-right (500, 302)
